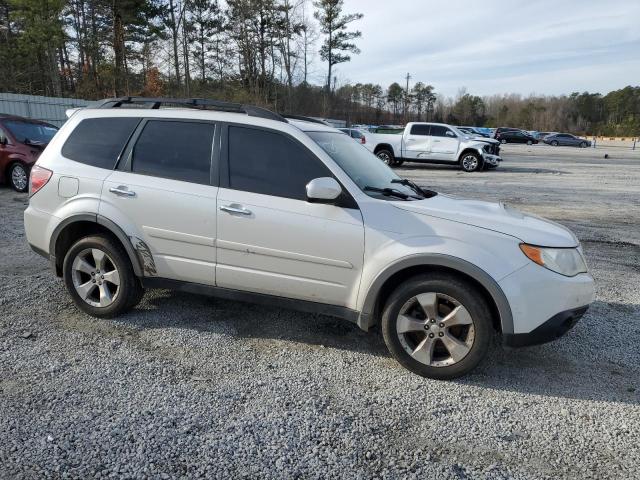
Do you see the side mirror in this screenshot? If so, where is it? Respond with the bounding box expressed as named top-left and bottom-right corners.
top-left (446, 131), bottom-right (456, 138)
top-left (0, 134), bottom-right (7, 146)
top-left (306, 177), bottom-right (342, 203)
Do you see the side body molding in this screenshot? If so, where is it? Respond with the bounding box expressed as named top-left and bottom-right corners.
top-left (357, 253), bottom-right (514, 334)
top-left (49, 213), bottom-right (144, 277)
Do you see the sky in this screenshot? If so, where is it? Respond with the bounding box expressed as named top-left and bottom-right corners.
top-left (312, 0), bottom-right (640, 98)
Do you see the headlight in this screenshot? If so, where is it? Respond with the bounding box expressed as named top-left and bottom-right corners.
top-left (520, 244), bottom-right (588, 277)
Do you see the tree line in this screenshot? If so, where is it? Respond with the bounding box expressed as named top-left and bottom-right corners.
top-left (0, 0), bottom-right (637, 135)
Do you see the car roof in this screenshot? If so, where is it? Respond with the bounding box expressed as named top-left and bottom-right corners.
top-left (0, 113), bottom-right (55, 126)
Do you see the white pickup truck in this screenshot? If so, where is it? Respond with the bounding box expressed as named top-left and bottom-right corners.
top-left (364, 122), bottom-right (502, 172)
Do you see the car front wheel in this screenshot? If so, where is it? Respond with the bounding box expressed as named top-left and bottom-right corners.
top-left (381, 274), bottom-right (493, 379)
top-left (551, 140), bottom-right (559, 146)
top-left (460, 152), bottom-right (481, 172)
top-left (580, 142), bottom-right (588, 148)
top-left (9, 162), bottom-right (29, 192)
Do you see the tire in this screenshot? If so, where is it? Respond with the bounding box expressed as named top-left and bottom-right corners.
top-left (579, 142), bottom-right (587, 148)
top-left (381, 274), bottom-right (493, 380)
top-left (527, 140), bottom-right (533, 145)
top-left (63, 235), bottom-right (141, 318)
top-left (460, 152), bottom-right (481, 172)
top-left (551, 140), bottom-right (559, 146)
top-left (500, 139), bottom-right (507, 144)
top-left (8, 162), bottom-right (29, 192)
top-left (376, 149), bottom-right (394, 166)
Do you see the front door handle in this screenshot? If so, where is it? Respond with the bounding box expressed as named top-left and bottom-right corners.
top-left (220, 204), bottom-right (252, 216)
top-left (109, 186), bottom-right (136, 197)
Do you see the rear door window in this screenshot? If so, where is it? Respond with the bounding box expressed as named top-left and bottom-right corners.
top-left (62, 117), bottom-right (139, 169)
top-left (130, 120), bottom-right (215, 185)
top-left (410, 124), bottom-right (431, 136)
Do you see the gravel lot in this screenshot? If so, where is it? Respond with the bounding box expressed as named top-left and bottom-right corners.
top-left (1, 145), bottom-right (639, 479)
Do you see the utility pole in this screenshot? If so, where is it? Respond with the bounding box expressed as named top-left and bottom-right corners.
top-left (404, 72), bottom-right (411, 123)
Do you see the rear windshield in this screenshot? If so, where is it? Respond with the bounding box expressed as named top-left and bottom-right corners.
top-left (4, 120), bottom-right (58, 144)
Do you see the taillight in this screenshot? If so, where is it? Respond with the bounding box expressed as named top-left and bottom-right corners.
top-left (361, 135), bottom-right (366, 144)
top-left (29, 165), bottom-right (52, 197)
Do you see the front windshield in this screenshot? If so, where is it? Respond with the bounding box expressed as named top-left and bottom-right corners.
top-left (307, 131), bottom-right (426, 200)
top-left (4, 120), bottom-right (58, 143)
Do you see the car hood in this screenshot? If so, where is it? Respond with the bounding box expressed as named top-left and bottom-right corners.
top-left (394, 193), bottom-right (578, 247)
top-left (463, 136), bottom-right (499, 145)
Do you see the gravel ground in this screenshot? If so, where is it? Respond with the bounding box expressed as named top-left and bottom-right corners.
top-left (1, 145), bottom-right (639, 479)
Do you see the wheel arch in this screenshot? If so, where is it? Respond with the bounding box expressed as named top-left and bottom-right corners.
top-left (458, 147), bottom-right (484, 163)
top-left (374, 143), bottom-right (395, 155)
top-left (357, 254), bottom-right (513, 335)
top-left (49, 214), bottom-right (143, 277)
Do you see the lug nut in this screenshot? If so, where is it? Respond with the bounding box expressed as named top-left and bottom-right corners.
top-left (438, 332), bottom-right (444, 337)
top-left (424, 324), bottom-right (430, 330)
top-left (101, 275), bottom-right (104, 279)
top-left (430, 319), bottom-right (436, 323)
top-left (439, 323), bottom-right (444, 328)
top-left (429, 333), bottom-right (435, 338)
top-left (92, 279), bottom-right (96, 283)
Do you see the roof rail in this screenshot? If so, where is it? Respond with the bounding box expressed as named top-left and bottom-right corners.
top-left (94, 97), bottom-right (287, 123)
top-left (282, 114), bottom-right (330, 126)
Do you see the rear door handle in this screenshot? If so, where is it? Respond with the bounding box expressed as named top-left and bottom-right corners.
top-left (109, 186), bottom-right (136, 197)
top-left (220, 204), bottom-right (252, 216)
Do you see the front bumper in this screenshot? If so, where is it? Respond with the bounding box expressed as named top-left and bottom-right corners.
top-left (483, 153), bottom-right (502, 166)
top-left (503, 305), bottom-right (588, 347)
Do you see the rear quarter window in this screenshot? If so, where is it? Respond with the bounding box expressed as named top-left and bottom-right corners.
top-left (62, 117), bottom-right (140, 169)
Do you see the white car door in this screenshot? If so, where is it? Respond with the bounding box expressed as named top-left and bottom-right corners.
top-left (215, 124), bottom-right (364, 308)
top-left (401, 124), bottom-right (432, 159)
top-left (429, 125), bottom-right (460, 161)
top-left (100, 119), bottom-right (218, 285)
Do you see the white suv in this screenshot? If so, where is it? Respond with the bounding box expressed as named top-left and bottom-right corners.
top-left (24, 97), bottom-right (595, 379)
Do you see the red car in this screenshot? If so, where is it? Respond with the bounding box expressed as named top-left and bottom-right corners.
top-left (0, 114), bottom-right (59, 192)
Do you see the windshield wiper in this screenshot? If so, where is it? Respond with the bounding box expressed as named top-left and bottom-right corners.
top-left (363, 186), bottom-right (412, 200)
top-left (391, 178), bottom-right (438, 198)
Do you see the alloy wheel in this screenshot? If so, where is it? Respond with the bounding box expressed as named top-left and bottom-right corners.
top-left (377, 151), bottom-right (392, 165)
top-left (71, 248), bottom-right (121, 308)
top-left (461, 155), bottom-right (478, 171)
top-left (396, 292), bottom-right (475, 367)
top-left (11, 164), bottom-right (28, 192)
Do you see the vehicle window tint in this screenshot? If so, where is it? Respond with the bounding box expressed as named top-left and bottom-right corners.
top-left (410, 124), bottom-right (430, 136)
top-left (228, 126), bottom-right (332, 200)
top-left (351, 130), bottom-right (363, 139)
top-left (430, 125), bottom-right (452, 137)
top-left (131, 120), bottom-right (214, 185)
top-left (62, 117), bottom-right (139, 169)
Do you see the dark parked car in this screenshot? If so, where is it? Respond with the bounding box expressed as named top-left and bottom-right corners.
top-left (338, 128), bottom-right (367, 144)
top-left (544, 133), bottom-right (591, 148)
top-left (495, 130), bottom-right (538, 145)
top-left (0, 114), bottom-right (59, 192)
top-left (493, 127), bottom-right (522, 138)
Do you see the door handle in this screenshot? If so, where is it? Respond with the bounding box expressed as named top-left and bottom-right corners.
top-left (220, 204), bottom-right (252, 216)
top-left (109, 186), bottom-right (136, 197)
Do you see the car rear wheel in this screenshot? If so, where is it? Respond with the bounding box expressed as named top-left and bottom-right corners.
top-left (580, 142), bottom-right (588, 148)
top-left (376, 149), bottom-right (394, 166)
top-left (381, 274), bottom-right (492, 379)
top-left (63, 235), bottom-right (142, 318)
top-left (8, 163), bottom-right (29, 192)
top-left (551, 140), bottom-right (559, 146)
top-left (527, 140), bottom-right (533, 145)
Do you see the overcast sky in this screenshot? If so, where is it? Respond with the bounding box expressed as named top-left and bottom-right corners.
top-left (313, 0), bottom-right (640, 98)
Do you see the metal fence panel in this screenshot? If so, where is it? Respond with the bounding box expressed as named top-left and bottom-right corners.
top-left (0, 92), bottom-right (90, 127)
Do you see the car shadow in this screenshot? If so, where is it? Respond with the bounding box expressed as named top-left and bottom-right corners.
top-left (118, 292), bottom-right (639, 405)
